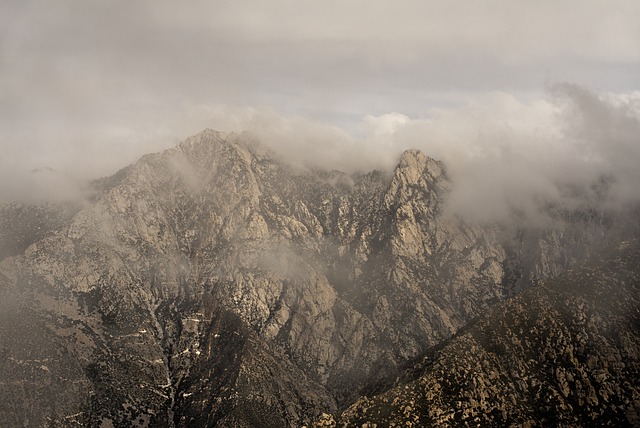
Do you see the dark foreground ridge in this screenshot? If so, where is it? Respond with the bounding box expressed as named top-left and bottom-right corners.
top-left (336, 240), bottom-right (640, 427)
top-left (0, 129), bottom-right (638, 426)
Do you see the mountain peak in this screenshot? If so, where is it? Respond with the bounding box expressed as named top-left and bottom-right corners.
top-left (394, 148), bottom-right (447, 186)
top-left (398, 148), bottom-right (427, 164)
top-left (179, 128), bottom-right (235, 149)
top-left (3, 129), bottom-right (638, 426)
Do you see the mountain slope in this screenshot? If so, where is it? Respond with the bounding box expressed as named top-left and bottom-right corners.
top-left (0, 129), bottom-right (638, 426)
top-left (338, 240), bottom-right (640, 427)
top-left (0, 201), bottom-right (80, 261)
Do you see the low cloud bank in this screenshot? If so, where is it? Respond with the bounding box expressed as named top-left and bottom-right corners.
top-left (215, 84), bottom-right (640, 223)
top-left (2, 84), bottom-right (639, 227)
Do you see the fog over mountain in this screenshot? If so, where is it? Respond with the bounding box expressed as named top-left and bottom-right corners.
top-left (1, 129), bottom-right (639, 426)
top-left (3, 84), bottom-right (639, 229)
top-left (228, 84), bottom-right (640, 224)
top-left (2, 0), bottom-right (639, 206)
top-left (1, 1), bottom-right (640, 426)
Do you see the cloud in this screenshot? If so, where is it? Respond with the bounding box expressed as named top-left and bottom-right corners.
top-left (1, 84), bottom-right (639, 264)
top-left (369, 85), bottom-right (640, 222)
top-left (190, 86), bottom-right (639, 225)
top-left (1, 0), bottom-right (639, 209)
top-left (187, 86), bottom-right (640, 226)
top-left (2, 0), bottom-right (638, 123)
top-left (553, 83), bottom-right (640, 206)
top-left (2, 82), bottom-right (639, 227)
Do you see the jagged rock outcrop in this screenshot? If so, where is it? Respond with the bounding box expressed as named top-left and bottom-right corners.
top-left (337, 240), bottom-right (640, 427)
top-left (0, 129), bottom-right (638, 426)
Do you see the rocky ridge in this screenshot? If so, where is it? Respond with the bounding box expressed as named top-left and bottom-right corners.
top-left (0, 129), bottom-right (638, 426)
top-left (336, 240), bottom-right (640, 427)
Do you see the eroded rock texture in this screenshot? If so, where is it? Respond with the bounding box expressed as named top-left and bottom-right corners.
top-left (338, 241), bottom-right (640, 427)
top-left (0, 129), bottom-right (638, 426)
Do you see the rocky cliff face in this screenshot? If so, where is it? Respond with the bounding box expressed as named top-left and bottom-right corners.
top-left (0, 129), bottom-right (638, 426)
top-left (337, 240), bottom-right (640, 427)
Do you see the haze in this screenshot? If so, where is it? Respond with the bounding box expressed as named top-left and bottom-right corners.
top-left (1, 0), bottom-right (639, 219)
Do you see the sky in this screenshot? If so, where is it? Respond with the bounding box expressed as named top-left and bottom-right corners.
top-left (1, 0), bottom-right (639, 214)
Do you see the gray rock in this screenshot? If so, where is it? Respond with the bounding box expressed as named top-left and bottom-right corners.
top-left (1, 129), bottom-right (638, 426)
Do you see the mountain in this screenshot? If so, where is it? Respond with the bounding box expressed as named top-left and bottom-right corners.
top-left (0, 201), bottom-right (81, 261)
top-left (0, 129), bottom-right (638, 426)
top-left (336, 240), bottom-right (640, 427)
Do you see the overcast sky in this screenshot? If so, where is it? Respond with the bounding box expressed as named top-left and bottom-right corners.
top-left (1, 0), bottom-right (639, 206)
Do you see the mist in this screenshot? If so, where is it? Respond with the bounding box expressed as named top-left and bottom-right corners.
top-left (177, 85), bottom-right (638, 223)
top-left (236, 85), bottom-right (639, 224)
top-left (2, 1), bottom-right (639, 221)
top-left (2, 84), bottom-right (639, 229)
top-left (388, 84), bottom-right (640, 223)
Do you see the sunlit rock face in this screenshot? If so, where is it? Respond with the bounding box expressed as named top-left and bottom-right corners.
top-left (0, 129), bottom-right (638, 427)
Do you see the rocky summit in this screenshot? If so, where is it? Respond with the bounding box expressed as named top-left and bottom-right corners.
top-left (0, 129), bottom-right (639, 427)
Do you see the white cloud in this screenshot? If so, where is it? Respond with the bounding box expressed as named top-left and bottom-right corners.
top-left (1, 82), bottom-right (639, 232)
top-left (369, 86), bottom-right (640, 222)
top-left (0, 0), bottom-right (638, 209)
top-left (361, 113), bottom-right (410, 138)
